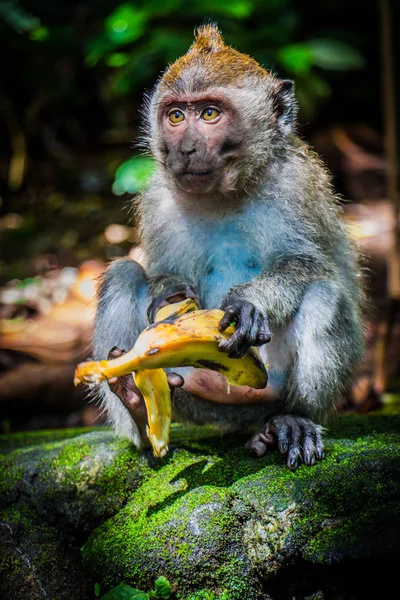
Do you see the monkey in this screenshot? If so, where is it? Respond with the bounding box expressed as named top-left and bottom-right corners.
top-left (92, 24), bottom-right (364, 469)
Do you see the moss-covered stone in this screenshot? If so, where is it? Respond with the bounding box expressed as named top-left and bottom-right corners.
top-left (1, 416), bottom-right (400, 600)
top-left (0, 501), bottom-right (93, 600)
top-left (0, 426), bottom-right (99, 455)
top-left (0, 430), bottom-right (151, 530)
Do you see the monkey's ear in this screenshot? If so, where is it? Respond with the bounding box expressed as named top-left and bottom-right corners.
top-left (271, 79), bottom-right (297, 133)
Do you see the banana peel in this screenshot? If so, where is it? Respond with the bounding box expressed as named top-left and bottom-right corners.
top-left (74, 299), bottom-right (268, 457)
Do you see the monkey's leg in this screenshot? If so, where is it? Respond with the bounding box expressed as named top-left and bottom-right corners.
top-left (247, 281), bottom-right (364, 468)
top-left (93, 258), bottom-right (151, 446)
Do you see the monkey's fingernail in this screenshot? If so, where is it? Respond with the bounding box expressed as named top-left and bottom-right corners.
top-left (167, 373), bottom-right (184, 388)
top-left (109, 377), bottom-right (118, 385)
top-left (304, 453), bottom-right (316, 466)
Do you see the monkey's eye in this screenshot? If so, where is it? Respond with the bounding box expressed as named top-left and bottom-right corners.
top-left (168, 109), bottom-right (185, 124)
top-left (201, 107), bottom-right (221, 122)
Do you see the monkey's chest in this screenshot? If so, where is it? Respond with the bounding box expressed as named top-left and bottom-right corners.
top-left (201, 239), bottom-right (261, 308)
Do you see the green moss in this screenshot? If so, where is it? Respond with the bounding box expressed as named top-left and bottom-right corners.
top-left (0, 501), bottom-right (93, 598)
top-left (2, 417), bottom-right (400, 598)
top-left (82, 449), bottom-right (239, 591)
top-left (0, 426), bottom-right (104, 455)
top-left (327, 413), bottom-right (400, 438)
top-left (0, 431), bottom-right (150, 531)
top-left (0, 461), bottom-right (25, 506)
top-left (184, 591), bottom-right (233, 600)
top-left (83, 422), bottom-right (400, 594)
top-left (214, 556), bottom-right (257, 599)
top-left (276, 432), bottom-right (400, 564)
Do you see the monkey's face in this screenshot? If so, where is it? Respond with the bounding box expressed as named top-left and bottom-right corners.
top-left (159, 94), bottom-right (242, 195)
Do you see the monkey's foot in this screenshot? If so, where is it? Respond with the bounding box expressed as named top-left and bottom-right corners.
top-left (246, 415), bottom-right (325, 470)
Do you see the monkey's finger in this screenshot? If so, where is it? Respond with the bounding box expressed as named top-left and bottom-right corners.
top-left (108, 373), bottom-right (135, 394)
top-left (225, 304), bottom-right (257, 356)
top-left (247, 307), bottom-right (262, 343)
top-left (254, 315), bottom-right (272, 346)
top-left (314, 426), bottom-right (325, 460)
top-left (167, 372), bottom-right (184, 388)
top-left (218, 328), bottom-right (249, 358)
top-left (107, 346), bottom-right (126, 360)
top-left (109, 376), bottom-right (142, 413)
top-left (286, 423), bottom-right (302, 470)
top-left (303, 426), bottom-right (317, 466)
top-left (228, 340), bottom-right (251, 359)
top-left (164, 284), bottom-right (198, 305)
top-left (218, 306), bottom-right (239, 331)
top-left (287, 446), bottom-right (301, 470)
top-left (245, 431), bottom-right (276, 457)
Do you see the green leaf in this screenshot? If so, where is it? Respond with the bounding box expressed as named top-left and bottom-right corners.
top-left (141, 0), bottom-right (181, 16)
top-left (100, 583), bottom-right (149, 600)
top-left (154, 576), bottom-right (171, 599)
top-left (85, 36), bottom-right (116, 67)
top-left (112, 157), bottom-right (156, 195)
top-left (106, 52), bottom-right (130, 67)
top-left (307, 39), bottom-right (365, 71)
top-left (29, 25), bottom-right (49, 41)
top-left (295, 73), bottom-right (331, 118)
top-left (0, 0), bottom-right (39, 33)
top-left (200, 0), bottom-right (253, 18)
top-left (95, 583), bottom-right (101, 597)
top-left (105, 4), bottom-right (147, 45)
top-left (277, 43), bottom-right (313, 75)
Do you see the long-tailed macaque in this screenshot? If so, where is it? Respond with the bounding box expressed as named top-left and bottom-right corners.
top-left (93, 24), bottom-right (364, 468)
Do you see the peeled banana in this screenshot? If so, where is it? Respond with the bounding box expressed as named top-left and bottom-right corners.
top-left (74, 299), bottom-right (268, 457)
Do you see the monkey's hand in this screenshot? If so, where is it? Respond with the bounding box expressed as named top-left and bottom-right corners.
top-left (147, 284), bottom-right (200, 324)
top-left (218, 299), bottom-right (271, 358)
top-left (107, 347), bottom-right (184, 415)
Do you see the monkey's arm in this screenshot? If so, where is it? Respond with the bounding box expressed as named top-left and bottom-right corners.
top-left (146, 274), bottom-right (200, 323)
top-left (219, 254), bottom-right (335, 357)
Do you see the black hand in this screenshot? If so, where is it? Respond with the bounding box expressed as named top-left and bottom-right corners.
top-left (147, 284), bottom-right (199, 323)
top-left (218, 300), bottom-right (271, 358)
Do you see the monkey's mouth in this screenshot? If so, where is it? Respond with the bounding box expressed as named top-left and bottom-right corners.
top-left (175, 169), bottom-right (220, 194)
top-left (179, 170), bottom-right (215, 177)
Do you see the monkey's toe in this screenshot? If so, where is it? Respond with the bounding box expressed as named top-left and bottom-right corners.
top-left (245, 431), bottom-right (276, 457)
top-left (247, 415), bottom-right (325, 469)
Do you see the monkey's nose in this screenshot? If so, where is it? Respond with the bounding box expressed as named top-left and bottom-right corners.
top-left (179, 136), bottom-right (197, 156)
top-left (179, 146), bottom-right (196, 156)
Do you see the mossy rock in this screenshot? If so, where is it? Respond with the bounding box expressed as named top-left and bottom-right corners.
top-left (1, 416), bottom-right (400, 600)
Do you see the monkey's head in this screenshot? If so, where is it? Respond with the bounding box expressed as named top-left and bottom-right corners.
top-left (144, 24), bottom-right (297, 196)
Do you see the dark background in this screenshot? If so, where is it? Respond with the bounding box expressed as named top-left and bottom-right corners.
top-left (0, 0), bottom-right (399, 432)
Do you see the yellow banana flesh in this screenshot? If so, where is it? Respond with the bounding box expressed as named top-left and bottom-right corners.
top-left (74, 298), bottom-right (268, 457)
top-left (133, 368), bottom-right (171, 458)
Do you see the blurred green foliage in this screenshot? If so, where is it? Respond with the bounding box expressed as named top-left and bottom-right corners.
top-left (84, 0), bottom-right (364, 109)
top-left (0, 0), bottom-right (368, 199)
top-left (112, 156), bottom-right (155, 195)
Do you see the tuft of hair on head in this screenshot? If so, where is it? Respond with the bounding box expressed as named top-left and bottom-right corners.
top-left (159, 22), bottom-right (268, 91)
top-left (192, 23), bottom-right (225, 53)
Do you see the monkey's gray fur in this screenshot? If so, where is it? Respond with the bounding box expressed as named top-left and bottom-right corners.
top-left (92, 25), bottom-right (364, 464)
